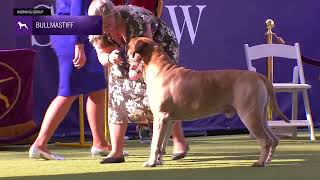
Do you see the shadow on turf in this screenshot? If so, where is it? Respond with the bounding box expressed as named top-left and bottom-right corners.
top-left (2, 163), bottom-right (319, 180)
top-left (0, 146), bottom-right (29, 152)
top-left (126, 150), bottom-right (320, 167)
top-left (104, 150), bottom-right (319, 167)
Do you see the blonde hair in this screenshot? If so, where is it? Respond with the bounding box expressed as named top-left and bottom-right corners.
top-left (88, 0), bottom-right (116, 16)
top-left (88, 0), bottom-right (117, 48)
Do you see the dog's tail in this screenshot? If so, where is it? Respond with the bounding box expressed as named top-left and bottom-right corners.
top-left (258, 74), bottom-right (290, 123)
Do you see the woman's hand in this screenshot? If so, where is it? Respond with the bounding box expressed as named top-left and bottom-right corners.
top-left (98, 53), bottom-right (110, 67)
top-left (94, 46), bottom-right (114, 67)
top-left (108, 49), bottom-right (122, 65)
top-left (96, 48), bottom-right (122, 67)
top-left (73, 44), bottom-right (86, 69)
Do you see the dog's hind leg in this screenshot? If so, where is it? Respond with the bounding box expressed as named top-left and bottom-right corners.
top-left (263, 121), bottom-right (278, 164)
top-left (143, 112), bottom-right (170, 167)
top-left (262, 108), bottom-right (279, 164)
top-left (239, 110), bottom-right (272, 167)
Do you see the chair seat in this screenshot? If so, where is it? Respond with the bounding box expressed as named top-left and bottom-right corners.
top-left (273, 83), bottom-right (311, 92)
top-left (268, 120), bottom-right (310, 127)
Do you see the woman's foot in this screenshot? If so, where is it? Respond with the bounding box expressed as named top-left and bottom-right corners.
top-left (91, 146), bottom-right (111, 157)
top-left (91, 145), bottom-right (129, 157)
top-left (172, 144), bottom-right (189, 160)
top-left (100, 151), bottom-right (125, 164)
top-left (100, 156), bottom-right (125, 164)
top-left (29, 145), bottom-right (64, 160)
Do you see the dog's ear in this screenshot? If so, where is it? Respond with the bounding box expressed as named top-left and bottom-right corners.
top-left (133, 40), bottom-right (148, 57)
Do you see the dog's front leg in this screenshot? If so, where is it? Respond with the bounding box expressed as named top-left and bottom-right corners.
top-left (158, 120), bottom-right (174, 165)
top-left (143, 113), bottom-right (169, 167)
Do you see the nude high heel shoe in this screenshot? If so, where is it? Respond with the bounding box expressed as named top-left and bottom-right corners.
top-left (29, 145), bottom-right (64, 160)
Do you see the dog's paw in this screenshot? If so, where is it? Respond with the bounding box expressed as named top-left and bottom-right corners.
top-left (251, 161), bottom-right (265, 167)
top-left (143, 160), bottom-right (157, 167)
top-left (157, 159), bottom-right (164, 165)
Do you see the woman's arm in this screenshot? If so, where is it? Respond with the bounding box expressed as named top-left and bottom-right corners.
top-left (143, 23), bottom-right (153, 39)
top-left (95, 46), bottom-right (113, 67)
top-left (155, 0), bottom-right (163, 18)
top-left (70, 0), bottom-right (87, 44)
top-left (70, 0), bottom-right (88, 68)
top-left (95, 46), bottom-right (123, 67)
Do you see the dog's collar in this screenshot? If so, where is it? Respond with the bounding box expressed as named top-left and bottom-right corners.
top-left (129, 58), bottom-right (146, 82)
top-left (139, 59), bottom-right (146, 82)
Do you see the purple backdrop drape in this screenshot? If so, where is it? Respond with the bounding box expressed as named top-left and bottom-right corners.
top-left (0, 0), bottom-right (319, 138)
top-left (0, 49), bottom-right (37, 143)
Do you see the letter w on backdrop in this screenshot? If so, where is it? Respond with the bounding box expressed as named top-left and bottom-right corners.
top-left (166, 5), bottom-right (206, 44)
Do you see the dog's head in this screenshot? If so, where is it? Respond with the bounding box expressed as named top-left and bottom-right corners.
top-left (127, 37), bottom-right (157, 81)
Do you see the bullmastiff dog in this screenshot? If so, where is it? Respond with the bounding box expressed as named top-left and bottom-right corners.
top-left (126, 37), bottom-right (289, 167)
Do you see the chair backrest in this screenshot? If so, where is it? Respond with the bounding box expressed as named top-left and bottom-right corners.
top-left (244, 43), bottom-right (306, 84)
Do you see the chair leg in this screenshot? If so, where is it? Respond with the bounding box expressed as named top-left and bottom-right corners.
top-left (302, 90), bottom-right (316, 141)
top-left (292, 66), bottom-right (299, 121)
top-left (292, 92), bottom-right (298, 120)
top-left (291, 91), bottom-right (298, 137)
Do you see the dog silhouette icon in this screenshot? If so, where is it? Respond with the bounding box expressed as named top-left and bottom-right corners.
top-left (17, 21), bottom-right (28, 29)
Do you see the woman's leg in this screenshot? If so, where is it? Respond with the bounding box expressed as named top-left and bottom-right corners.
top-left (172, 121), bottom-right (188, 153)
top-left (32, 96), bottom-right (77, 152)
top-left (87, 89), bottom-right (110, 150)
top-left (107, 122), bottom-right (128, 158)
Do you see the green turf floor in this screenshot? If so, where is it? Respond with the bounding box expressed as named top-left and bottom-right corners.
top-left (1, 134), bottom-right (320, 180)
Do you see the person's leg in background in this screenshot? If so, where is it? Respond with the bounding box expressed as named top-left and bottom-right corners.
top-left (171, 121), bottom-right (189, 160)
top-left (99, 122), bottom-right (128, 163)
top-left (87, 89), bottom-right (111, 155)
top-left (100, 71), bottom-right (140, 164)
top-left (137, 119), bottom-right (188, 158)
top-left (30, 36), bottom-right (109, 159)
top-left (107, 122), bottom-right (128, 158)
top-left (107, 121), bottom-right (188, 161)
top-left (29, 96), bottom-right (77, 159)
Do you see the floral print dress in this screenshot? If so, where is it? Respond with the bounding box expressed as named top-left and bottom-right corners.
top-left (108, 5), bottom-right (179, 124)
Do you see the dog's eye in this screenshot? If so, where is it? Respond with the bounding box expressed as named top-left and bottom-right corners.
top-left (134, 40), bottom-right (147, 54)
